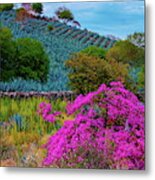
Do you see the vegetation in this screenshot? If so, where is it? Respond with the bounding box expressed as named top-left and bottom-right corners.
top-left (0, 4), bottom-right (144, 169)
top-left (0, 27), bottom-right (49, 82)
top-left (65, 52), bottom-right (129, 94)
top-left (0, 10), bottom-right (115, 92)
top-left (55, 7), bottom-right (74, 23)
top-left (0, 97), bottom-right (68, 167)
top-left (32, 3), bottom-right (43, 15)
top-left (0, 27), bottom-right (16, 81)
top-left (106, 40), bottom-right (144, 67)
top-left (15, 38), bottom-right (49, 82)
top-left (127, 32), bottom-right (145, 48)
top-left (16, 7), bottom-right (30, 22)
top-left (137, 65), bottom-right (145, 90)
top-left (39, 82), bottom-right (144, 169)
top-left (80, 46), bottom-right (107, 59)
top-left (0, 3), bottom-right (14, 12)
top-left (47, 24), bottom-right (54, 31)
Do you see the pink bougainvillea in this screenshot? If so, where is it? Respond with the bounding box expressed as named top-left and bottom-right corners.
top-left (38, 82), bottom-right (145, 169)
top-left (37, 102), bottom-right (61, 123)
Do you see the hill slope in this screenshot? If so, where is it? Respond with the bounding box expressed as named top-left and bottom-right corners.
top-left (0, 10), bottom-right (116, 92)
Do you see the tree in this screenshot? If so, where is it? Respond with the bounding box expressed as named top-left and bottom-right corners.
top-left (0, 27), bottom-right (49, 82)
top-left (32, 3), bottom-right (43, 15)
top-left (0, 4), bottom-right (14, 12)
top-left (55, 7), bottom-right (74, 23)
top-left (0, 27), bottom-right (16, 81)
top-left (15, 38), bottom-right (49, 82)
top-left (106, 40), bottom-right (144, 67)
top-left (80, 46), bottom-right (107, 59)
top-left (65, 53), bottom-right (129, 94)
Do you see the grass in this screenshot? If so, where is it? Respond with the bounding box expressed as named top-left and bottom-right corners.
top-left (0, 96), bottom-right (72, 167)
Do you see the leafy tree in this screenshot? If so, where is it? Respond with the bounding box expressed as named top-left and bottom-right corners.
top-left (0, 4), bottom-right (14, 12)
top-left (65, 53), bottom-right (129, 94)
top-left (0, 27), bottom-right (16, 81)
top-left (55, 7), bottom-right (74, 23)
top-left (106, 40), bottom-right (144, 67)
top-left (32, 3), bottom-right (43, 15)
top-left (0, 27), bottom-right (49, 82)
top-left (15, 38), bottom-right (49, 82)
top-left (80, 46), bottom-right (107, 59)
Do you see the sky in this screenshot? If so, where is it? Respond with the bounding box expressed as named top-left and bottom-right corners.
top-left (42, 0), bottom-right (144, 39)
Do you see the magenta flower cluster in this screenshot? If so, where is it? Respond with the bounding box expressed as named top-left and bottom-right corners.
top-left (38, 82), bottom-right (145, 169)
top-left (37, 102), bottom-right (61, 123)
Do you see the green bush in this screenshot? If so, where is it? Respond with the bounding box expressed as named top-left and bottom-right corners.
top-left (0, 27), bottom-right (49, 82)
top-left (0, 27), bottom-right (16, 81)
top-left (0, 4), bottom-right (14, 12)
top-left (65, 53), bottom-right (129, 94)
top-left (47, 24), bottom-right (54, 31)
top-left (80, 46), bottom-right (107, 59)
top-left (55, 7), bottom-right (74, 23)
top-left (137, 65), bottom-right (144, 90)
top-left (15, 38), bottom-right (49, 82)
top-left (106, 40), bottom-right (144, 67)
top-left (32, 3), bottom-right (43, 14)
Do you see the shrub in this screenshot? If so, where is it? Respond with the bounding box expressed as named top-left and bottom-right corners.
top-left (106, 40), bottom-right (145, 67)
top-left (38, 82), bottom-right (145, 169)
top-left (0, 4), bottom-right (14, 12)
top-left (15, 38), bottom-right (49, 82)
top-left (80, 46), bottom-right (107, 59)
top-left (0, 27), bottom-right (16, 81)
top-left (55, 7), bottom-right (74, 23)
top-left (65, 53), bottom-right (129, 94)
top-left (0, 27), bottom-right (49, 82)
top-left (47, 24), bottom-right (54, 31)
top-left (16, 8), bottom-right (30, 22)
top-left (137, 65), bottom-right (144, 90)
top-left (32, 3), bottom-right (43, 14)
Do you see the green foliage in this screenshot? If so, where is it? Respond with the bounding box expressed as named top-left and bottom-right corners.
top-left (80, 46), bottom-right (107, 59)
top-left (32, 3), bottom-right (43, 14)
top-left (15, 7), bottom-right (25, 13)
top-left (137, 65), bottom-right (144, 90)
top-left (106, 40), bottom-right (145, 67)
top-left (0, 27), bottom-right (16, 81)
top-left (65, 53), bottom-right (129, 94)
top-left (55, 7), bottom-right (74, 23)
top-left (15, 38), bottom-right (49, 82)
top-left (0, 97), bottom-right (66, 134)
top-left (47, 24), bottom-right (54, 31)
top-left (0, 27), bottom-right (49, 82)
top-left (0, 96), bottom-right (68, 166)
top-left (0, 4), bottom-right (14, 12)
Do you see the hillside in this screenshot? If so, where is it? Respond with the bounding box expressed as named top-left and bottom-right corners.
top-left (0, 10), bottom-right (116, 92)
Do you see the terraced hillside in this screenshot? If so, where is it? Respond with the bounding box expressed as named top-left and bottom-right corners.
top-left (0, 10), bottom-right (116, 92)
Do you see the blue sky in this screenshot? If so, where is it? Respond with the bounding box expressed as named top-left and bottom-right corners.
top-left (42, 0), bottom-right (144, 39)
